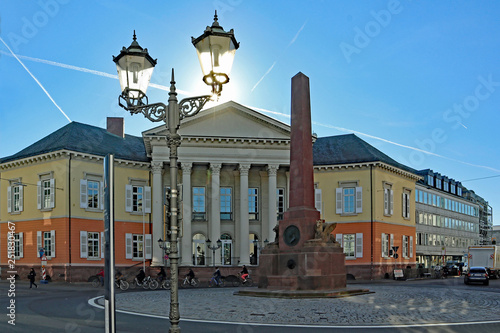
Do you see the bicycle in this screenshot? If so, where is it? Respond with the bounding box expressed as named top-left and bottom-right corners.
top-left (232, 273), bottom-right (253, 287)
top-left (180, 276), bottom-right (199, 288)
top-left (208, 276), bottom-right (225, 287)
top-left (130, 276), bottom-right (159, 289)
top-left (90, 275), bottom-right (129, 291)
top-left (156, 276), bottom-right (171, 289)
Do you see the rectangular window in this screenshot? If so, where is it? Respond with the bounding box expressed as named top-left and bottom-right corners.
top-left (220, 187), bottom-right (232, 220)
top-left (248, 188), bottom-right (259, 220)
top-left (8, 182), bottom-right (24, 213)
top-left (402, 235), bottom-right (409, 258)
top-left (88, 181), bottom-right (100, 209)
top-left (14, 233), bottom-right (23, 258)
top-left (444, 181), bottom-right (449, 191)
top-left (436, 178), bottom-right (441, 189)
top-left (336, 184), bottom-right (362, 215)
top-left (343, 234), bottom-right (355, 258)
top-left (343, 188), bottom-right (355, 213)
top-left (125, 183), bottom-right (151, 214)
top-left (381, 233), bottom-right (390, 258)
top-left (133, 234), bottom-right (144, 259)
top-left (37, 175), bottom-right (55, 210)
top-left (402, 190), bottom-right (411, 219)
top-left (383, 183), bottom-right (393, 216)
top-left (87, 232), bottom-right (100, 259)
top-left (193, 187), bottom-right (206, 220)
top-left (277, 188), bottom-right (285, 220)
top-left (427, 175), bottom-right (434, 187)
top-left (43, 231), bottom-right (52, 257)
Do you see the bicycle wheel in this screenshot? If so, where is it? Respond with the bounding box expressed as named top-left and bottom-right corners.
top-left (161, 280), bottom-right (171, 289)
top-left (91, 278), bottom-right (100, 288)
top-left (119, 280), bottom-right (129, 291)
top-left (142, 280), bottom-right (150, 289)
top-left (232, 279), bottom-right (240, 287)
top-left (244, 278), bottom-right (253, 287)
top-left (149, 280), bottom-right (159, 290)
top-left (129, 280), bottom-right (138, 289)
top-left (208, 279), bottom-right (215, 288)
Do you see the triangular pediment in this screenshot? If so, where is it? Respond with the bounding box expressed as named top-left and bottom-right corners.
top-left (143, 101), bottom-right (290, 139)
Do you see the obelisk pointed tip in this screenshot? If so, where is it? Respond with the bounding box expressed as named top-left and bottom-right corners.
top-left (293, 72), bottom-right (309, 79)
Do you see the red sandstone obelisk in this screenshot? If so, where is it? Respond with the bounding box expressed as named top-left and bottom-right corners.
top-left (279, 72), bottom-right (320, 250)
top-left (257, 72), bottom-right (346, 291)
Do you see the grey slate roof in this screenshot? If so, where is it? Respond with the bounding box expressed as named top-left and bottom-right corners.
top-left (0, 122), bottom-right (148, 163)
top-left (313, 134), bottom-right (417, 174)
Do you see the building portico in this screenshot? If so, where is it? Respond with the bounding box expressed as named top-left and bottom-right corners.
top-left (143, 101), bottom-right (291, 267)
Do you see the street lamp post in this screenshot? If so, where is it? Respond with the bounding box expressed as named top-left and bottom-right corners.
top-left (206, 238), bottom-right (222, 267)
top-left (252, 239), bottom-right (269, 265)
top-left (113, 12), bottom-right (238, 333)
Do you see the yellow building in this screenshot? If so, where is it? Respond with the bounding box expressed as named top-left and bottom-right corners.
top-left (313, 134), bottom-right (422, 279)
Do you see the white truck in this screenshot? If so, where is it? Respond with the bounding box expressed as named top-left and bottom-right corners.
top-left (468, 245), bottom-right (500, 279)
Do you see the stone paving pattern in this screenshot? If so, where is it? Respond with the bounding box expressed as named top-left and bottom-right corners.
top-left (111, 283), bottom-right (500, 326)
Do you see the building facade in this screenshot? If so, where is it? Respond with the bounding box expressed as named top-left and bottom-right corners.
top-left (0, 102), bottom-right (292, 280)
top-left (415, 169), bottom-right (481, 267)
top-left (313, 134), bottom-right (421, 279)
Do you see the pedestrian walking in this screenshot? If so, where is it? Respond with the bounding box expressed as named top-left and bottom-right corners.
top-left (28, 268), bottom-right (37, 289)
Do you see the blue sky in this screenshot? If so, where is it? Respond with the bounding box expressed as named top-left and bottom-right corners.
top-left (1, 0), bottom-right (499, 225)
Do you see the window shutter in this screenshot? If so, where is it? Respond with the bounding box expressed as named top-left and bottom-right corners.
top-left (384, 189), bottom-right (388, 215)
top-left (406, 193), bottom-right (410, 219)
top-left (390, 233), bottom-right (394, 257)
top-left (125, 185), bottom-right (133, 212)
top-left (37, 231), bottom-right (42, 257)
top-left (410, 235), bottom-right (414, 258)
top-left (19, 232), bottom-right (24, 258)
top-left (18, 185), bottom-right (23, 212)
top-left (125, 233), bottom-right (132, 259)
top-left (7, 186), bottom-right (11, 213)
top-left (50, 230), bottom-right (56, 257)
top-left (355, 186), bottom-right (363, 213)
top-left (315, 189), bottom-right (322, 215)
top-left (101, 231), bottom-right (105, 259)
top-left (37, 181), bottom-right (42, 209)
top-left (335, 233), bottom-right (343, 247)
top-left (336, 188), bottom-right (342, 214)
top-left (145, 234), bottom-right (152, 259)
top-left (402, 193), bottom-right (406, 218)
top-left (355, 233), bottom-right (363, 258)
top-left (390, 190), bottom-right (394, 215)
top-left (49, 179), bottom-right (55, 208)
top-left (100, 181), bottom-right (105, 210)
top-left (381, 233), bottom-right (386, 257)
top-left (80, 231), bottom-right (88, 258)
top-left (80, 179), bottom-right (87, 208)
top-left (144, 186), bottom-right (152, 214)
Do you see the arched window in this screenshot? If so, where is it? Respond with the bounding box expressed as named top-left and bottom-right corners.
top-left (192, 233), bottom-right (206, 266)
top-left (221, 233), bottom-right (232, 265)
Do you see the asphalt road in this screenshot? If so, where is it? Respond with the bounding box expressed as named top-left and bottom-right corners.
top-left (1, 277), bottom-right (499, 333)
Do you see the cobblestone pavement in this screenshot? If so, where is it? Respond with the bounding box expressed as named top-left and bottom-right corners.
top-left (108, 283), bottom-right (500, 326)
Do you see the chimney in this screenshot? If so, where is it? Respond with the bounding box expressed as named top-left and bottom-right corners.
top-left (107, 117), bottom-right (124, 138)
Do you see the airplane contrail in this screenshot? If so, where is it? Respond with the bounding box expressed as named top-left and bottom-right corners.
top-left (250, 105), bottom-right (500, 174)
top-left (0, 38), bottom-right (72, 123)
top-left (0, 50), bottom-right (192, 96)
top-left (251, 20), bottom-right (308, 92)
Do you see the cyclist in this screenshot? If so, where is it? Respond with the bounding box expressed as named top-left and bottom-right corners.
top-left (240, 265), bottom-right (249, 282)
top-left (136, 269), bottom-right (146, 284)
top-left (186, 268), bottom-right (195, 284)
top-left (158, 267), bottom-right (167, 282)
top-left (213, 267), bottom-right (222, 286)
top-left (97, 268), bottom-right (104, 286)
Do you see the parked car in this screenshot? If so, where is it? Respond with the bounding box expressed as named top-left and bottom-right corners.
top-left (464, 266), bottom-right (489, 285)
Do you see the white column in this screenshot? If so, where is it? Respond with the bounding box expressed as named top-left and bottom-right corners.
top-left (180, 163), bottom-right (192, 266)
top-left (210, 163), bottom-right (222, 266)
top-left (151, 161), bottom-right (164, 266)
top-left (239, 164), bottom-right (251, 266)
top-left (267, 164), bottom-right (279, 243)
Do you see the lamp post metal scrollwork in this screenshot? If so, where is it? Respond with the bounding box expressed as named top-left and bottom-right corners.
top-left (113, 12), bottom-right (238, 333)
top-left (206, 238), bottom-right (222, 267)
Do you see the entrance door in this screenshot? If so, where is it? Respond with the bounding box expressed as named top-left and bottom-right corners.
top-left (221, 233), bottom-right (232, 265)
